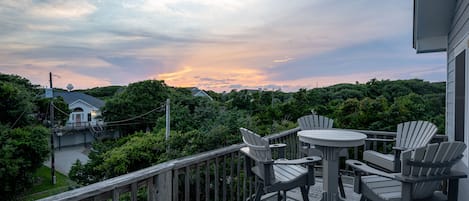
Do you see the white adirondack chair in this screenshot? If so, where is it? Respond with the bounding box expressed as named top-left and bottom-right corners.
top-left (297, 114), bottom-right (347, 198)
top-left (363, 121), bottom-right (438, 172)
top-left (297, 114), bottom-right (336, 157)
top-left (347, 141), bottom-right (467, 201)
top-left (240, 128), bottom-right (321, 201)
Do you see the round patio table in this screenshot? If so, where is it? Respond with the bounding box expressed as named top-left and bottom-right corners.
top-left (298, 129), bottom-right (366, 201)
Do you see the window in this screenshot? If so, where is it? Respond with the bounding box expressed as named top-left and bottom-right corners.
top-left (88, 113), bottom-right (91, 122)
top-left (73, 107), bottom-right (84, 112)
top-left (455, 50), bottom-right (465, 142)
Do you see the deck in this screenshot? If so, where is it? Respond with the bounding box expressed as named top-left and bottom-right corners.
top-left (38, 127), bottom-right (447, 201)
top-left (263, 178), bottom-right (361, 201)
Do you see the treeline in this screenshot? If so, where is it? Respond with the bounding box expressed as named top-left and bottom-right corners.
top-left (69, 78), bottom-right (445, 185)
top-left (0, 73), bottom-right (70, 200)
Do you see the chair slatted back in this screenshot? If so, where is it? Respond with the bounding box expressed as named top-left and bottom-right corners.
top-left (401, 141), bottom-right (466, 199)
top-left (240, 128), bottom-right (275, 183)
top-left (396, 121), bottom-right (437, 149)
top-left (240, 128), bottom-right (272, 162)
top-left (297, 114), bottom-right (334, 130)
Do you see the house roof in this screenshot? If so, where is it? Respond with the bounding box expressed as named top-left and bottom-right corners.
top-left (55, 91), bottom-right (105, 108)
top-left (190, 87), bottom-right (213, 100)
top-left (413, 0), bottom-right (455, 53)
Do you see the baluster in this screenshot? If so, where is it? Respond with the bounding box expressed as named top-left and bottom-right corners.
top-left (196, 164), bottom-right (201, 201)
top-left (373, 134), bottom-right (377, 151)
top-left (130, 182), bottom-right (137, 201)
top-left (230, 152), bottom-right (235, 201)
top-left (222, 155), bottom-right (227, 201)
top-left (112, 188), bottom-right (119, 201)
top-left (237, 152), bottom-right (242, 201)
top-left (173, 169), bottom-right (179, 201)
top-left (205, 160), bottom-right (210, 201)
top-left (215, 157), bottom-right (220, 201)
top-left (185, 166), bottom-right (190, 201)
top-left (147, 177), bottom-right (156, 201)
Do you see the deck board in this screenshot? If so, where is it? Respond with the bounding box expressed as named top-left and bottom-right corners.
top-left (263, 178), bottom-right (361, 201)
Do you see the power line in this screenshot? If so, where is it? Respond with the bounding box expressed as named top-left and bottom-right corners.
top-left (105, 104), bottom-right (165, 124)
top-left (52, 104), bottom-right (70, 117)
top-left (10, 109), bottom-right (26, 128)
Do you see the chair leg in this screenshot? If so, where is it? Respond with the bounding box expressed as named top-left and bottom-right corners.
top-left (254, 183), bottom-right (264, 201)
top-left (359, 195), bottom-right (366, 201)
top-left (300, 186), bottom-right (309, 201)
top-left (338, 173), bottom-right (346, 198)
top-left (276, 191), bottom-right (282, 201)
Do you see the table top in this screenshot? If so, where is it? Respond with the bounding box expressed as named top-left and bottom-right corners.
top-left (298, 129), bottom-right (367, 147)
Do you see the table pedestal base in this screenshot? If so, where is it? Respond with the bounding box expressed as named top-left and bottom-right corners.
top-left (318, 145), bottom-right (344, 201)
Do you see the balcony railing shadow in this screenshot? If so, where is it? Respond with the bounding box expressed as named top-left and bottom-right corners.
top-left (38, 127), bottom-right (447, 201)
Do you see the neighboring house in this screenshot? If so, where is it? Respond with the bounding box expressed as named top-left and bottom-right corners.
top-left (54, 91), bottom-right (105, 128)
top-left (190, 87), bottom-right (213, 100)
top-left (413, 0), bottom-right (469, 199)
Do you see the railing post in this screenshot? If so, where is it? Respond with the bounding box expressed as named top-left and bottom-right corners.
top-left (156, 170), bottom-right (173, 201)
top-left (148, 177), bottom-right (156, 201)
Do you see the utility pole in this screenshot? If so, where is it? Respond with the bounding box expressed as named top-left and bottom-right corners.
top-left (165, 99), bottom-right (170, 151)
top-left (49, 72), bottom-right (56, 184)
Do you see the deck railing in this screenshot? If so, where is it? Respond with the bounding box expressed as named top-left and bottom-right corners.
top-left (39, 128), bottom-right (447, 201)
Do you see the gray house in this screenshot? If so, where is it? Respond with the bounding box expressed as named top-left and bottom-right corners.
top-left (413, 0), bottom-right (469, 199)
top-left (190, 87), bottom-right (213, 100)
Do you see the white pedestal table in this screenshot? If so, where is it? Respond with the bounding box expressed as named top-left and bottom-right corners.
top-left (298, 129), bottom-right (366, 201)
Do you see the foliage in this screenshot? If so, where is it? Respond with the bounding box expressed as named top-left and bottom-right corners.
top-left (0, 125), bottom-right (50, 200)
top-left (35, 96), bottom-right (70, 127)
top-left (77, 86), bottom-right (123, 101)
top-left (102, 80), bottom-right (170, 135)
top-left (21, 165), bottom-right (76, 201)
top-left (70, 78), bottom-right (448, 186)
top-left (0, 81), bottom-right (35, 127)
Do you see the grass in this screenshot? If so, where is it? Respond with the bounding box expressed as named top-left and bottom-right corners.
top-left (19, 165), bottom-right (79, 201)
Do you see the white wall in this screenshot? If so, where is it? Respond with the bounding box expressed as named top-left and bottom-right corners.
top-left (68, 100), bottom-right (102, 127)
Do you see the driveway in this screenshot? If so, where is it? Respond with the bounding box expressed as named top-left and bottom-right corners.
top-left (43, 146), bottom-right (90, 175)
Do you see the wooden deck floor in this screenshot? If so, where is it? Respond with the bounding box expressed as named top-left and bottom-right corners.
top-left (263, 178), bottom-right (361, 201)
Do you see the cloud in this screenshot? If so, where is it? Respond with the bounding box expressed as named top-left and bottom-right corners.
top-left (0, 0), bottom-right (445, 92)
top-left (158, 66), bottom-right (193, 81)
top-left (0, 64), bottom-right (111, 89)
top-left (26, 24), bottom-right (71, 32)
top-left (273, 57), bottom-right (294, 63)
top-left (29, 0), bottom-right (96, 19)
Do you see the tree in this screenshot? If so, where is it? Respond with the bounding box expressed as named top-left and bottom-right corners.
top-left (0, 125), bottom-right (50, 200)
top-left (35, 96), bottom-right (70, 127)
top-left (0, 82), bottom-right (35, 127)
top-left (102, 80), bottom-right (170, 135)
top-left (77, 86), bottom-right (123, 101)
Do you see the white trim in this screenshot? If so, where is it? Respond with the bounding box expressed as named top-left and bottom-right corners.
top-left (415, 36), bottom-right (448, 53)
top-left (70, 99), bottom-right (99, 111)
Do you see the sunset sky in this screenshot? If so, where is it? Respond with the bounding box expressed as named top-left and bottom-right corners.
top-left (0, 0), bottom-right (445, 92)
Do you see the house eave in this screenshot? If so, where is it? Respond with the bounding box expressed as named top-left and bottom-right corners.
top-left (413, 0), bottom-right (455, 53)
top-left (70, 99), bottom-right (99, 111)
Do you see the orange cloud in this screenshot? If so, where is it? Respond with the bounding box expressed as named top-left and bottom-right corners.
top-left (157, 66), bottom-right (193, 81)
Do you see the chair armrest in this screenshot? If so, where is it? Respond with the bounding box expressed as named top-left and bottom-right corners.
top-left (394, 171), bottom-right (467, 183)
top-left (366, 138), bottom-right (395, 142)
top-left (274, 156), bottom-right (321, 165)
top-left (270, 143), bottom-right (287, 159)
top-left (346, 159), bottom-right (396, 179)
top-left (392, 146), bottom-right (408, 151)
top-left (269, 143), bottom-right (287, 149)
top-left (240, 147), bottom-right (274, 164)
